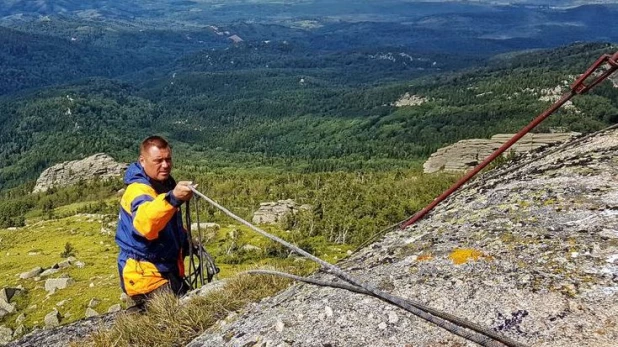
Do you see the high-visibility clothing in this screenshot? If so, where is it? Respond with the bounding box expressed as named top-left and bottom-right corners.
top-left (115, 162), bottom-right (188, 297)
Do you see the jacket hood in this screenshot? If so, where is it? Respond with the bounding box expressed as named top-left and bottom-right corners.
top-left (124, 162), bottom-right (150, 185)
top-left (124, 162), bottom-right (176, 193)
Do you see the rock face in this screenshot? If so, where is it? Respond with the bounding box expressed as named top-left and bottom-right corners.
top-left (7, 313), bottom-right (117, 347)
top-left (393, 93), bottom-right (429, 107)
top-left (252, 199), bottom-right (312, 225)
top-left (423, 132), bottom-right (578, 173)
top-left (33, 153), bottom-right (127, 193)
top-left (189, 127), bottom-right (618, 347)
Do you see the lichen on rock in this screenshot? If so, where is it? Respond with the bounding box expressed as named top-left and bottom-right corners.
top-left (188, 127), bottom-right (618, 347)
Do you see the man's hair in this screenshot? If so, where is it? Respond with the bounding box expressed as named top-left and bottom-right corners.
top-left (140, 135), bottom-right (170, 155)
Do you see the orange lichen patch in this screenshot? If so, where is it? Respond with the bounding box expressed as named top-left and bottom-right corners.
top-left (449, 248), bottom-right (486, 265)
top-left (417, 253), bottom-right (433, 262)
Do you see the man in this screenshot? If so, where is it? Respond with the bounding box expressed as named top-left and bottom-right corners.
top-left (115, 135), bottom-right (194, 306)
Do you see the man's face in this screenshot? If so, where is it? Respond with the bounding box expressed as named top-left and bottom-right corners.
top-left (139, 146), bottom-right (172, 182)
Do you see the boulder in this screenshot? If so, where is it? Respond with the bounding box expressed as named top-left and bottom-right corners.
top-left (33, 153), bottom-right (127, 193)
top-left (181, 280), bottom-right (228, 304)
top-left (393, 92), bottom-right (429, 107)
top-left (0, 326), bottom-right (13, 344)
top-left (107, 304), bottom-right (122, 313)
top-left (19, 267), bottom-right (43, 279)
top-left (74, 261), bottom-right (86, 269)
top-left (88, 298), bottom-right (100, 308)
top-left (40, 268), bottom-right (60, 277)
top-left (0, 298), bottom-right (16, 314)
top-left (45, 277), bottom-right (75, 293)
top-left (0, 287), bottom-right (21, 303)
top-left (190, 222), bottom-right (220, 230)
top-left (252, 199), bottom-right (312, 225)
top-left (44, 309), bottom-right (61, 328)
top-left (84, 308), bottom-right (99, 318)
top-left (423, 132), bottom-right (579, 173)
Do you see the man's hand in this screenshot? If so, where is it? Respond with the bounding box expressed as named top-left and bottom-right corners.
top-left (172, 181), bottom-right (196, 201)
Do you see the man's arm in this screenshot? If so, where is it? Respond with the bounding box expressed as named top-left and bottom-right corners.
top-left (120, 181), bottom-right (194, 241)
top-left (121, 183), bottom-right (176, 240)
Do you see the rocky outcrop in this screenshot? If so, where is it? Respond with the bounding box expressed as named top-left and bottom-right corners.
top-left (252, 200), bottom-right (312, 225)
top-left (393, 93), bottom-right (429, 107)
top-left (423, 132), bottom-right (578, 173)
top-left (189, 127), bottom-right (618, 346)
top-left (33, 153), bottom-right (127, 193)
top-left (7, 313), bottom-right (117, 347)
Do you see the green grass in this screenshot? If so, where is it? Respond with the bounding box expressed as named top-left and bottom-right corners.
top-left (84, 272), bottom-right (295, 347)
top-left (0, 214), bottom-right (121, 331)
top-left (0, 208), bottom-right (353, 338)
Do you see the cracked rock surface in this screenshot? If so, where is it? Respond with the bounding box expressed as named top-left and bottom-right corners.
top-left (189, 128), bottom-right (618, 347)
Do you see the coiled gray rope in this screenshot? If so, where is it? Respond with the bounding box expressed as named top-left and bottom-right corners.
top-left (189, 187), bottom-right (527, 347)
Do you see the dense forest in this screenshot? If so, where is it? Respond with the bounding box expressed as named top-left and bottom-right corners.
top-left (1, 41), bottom-right (617, 191)
top-left (1, 2), bottom-right (618, 235)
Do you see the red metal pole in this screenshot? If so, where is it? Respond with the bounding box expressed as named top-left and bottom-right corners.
top-left (400, 50), bottom-right (618, 229)
top-left (400, 91), bottom-right (575, 229)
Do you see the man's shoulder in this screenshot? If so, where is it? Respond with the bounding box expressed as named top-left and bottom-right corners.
top-left (123, 182), bottom-right (158, 201)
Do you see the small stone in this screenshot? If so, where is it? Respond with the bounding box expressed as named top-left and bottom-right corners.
top-left (75, 261), bottom-right (86, 268)
top-left (19, 267), bottom-right (43, 279)
top-left (107, 304), bottom-right (122, 313)
top-left (378, 322), bottom-right (387, 330)
top-left (45, 277), bottom-right (75, 293)
top-left (56, 259), bottom-right (72, 269)
top-left (324, 306), bottom-right (333, 318)
top-left (44, 309), bottom-right (61, 328)
top-left (85, 307), bottom-right (99, 318)
top-left (0, 326), bottom-right (13, 344)
top-left (275, 320), bottom-right (285, 333)
top-left (388, 311), bottom-right (399, 324)
top-left (0, 288), bottom-right (21, 303)
top-left (40, 268), bottom-right (60, 277)
top-left (89, 283), bottom-right (95, 288)
top-left (88, 298), bottom-right (100, 308)
top-left (0, 299), bottom-right (15, 314)
top-left (241, 244), bottom-right (261, 252)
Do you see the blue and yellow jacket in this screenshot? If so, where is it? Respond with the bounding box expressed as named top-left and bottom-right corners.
top-left (115, 162), bottom-right (188, 296)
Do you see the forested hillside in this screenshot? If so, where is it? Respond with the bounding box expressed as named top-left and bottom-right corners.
top-left (1, 41), bottom-right (617, 191)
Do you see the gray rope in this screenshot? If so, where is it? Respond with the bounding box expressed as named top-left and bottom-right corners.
top-left (189, 187), bottom-right (527, 347)
top-left (244, 270), bottom-right (527, 347)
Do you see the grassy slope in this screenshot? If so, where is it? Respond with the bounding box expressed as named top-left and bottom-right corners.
top-left (0, 207), bottom-right (352, 335)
